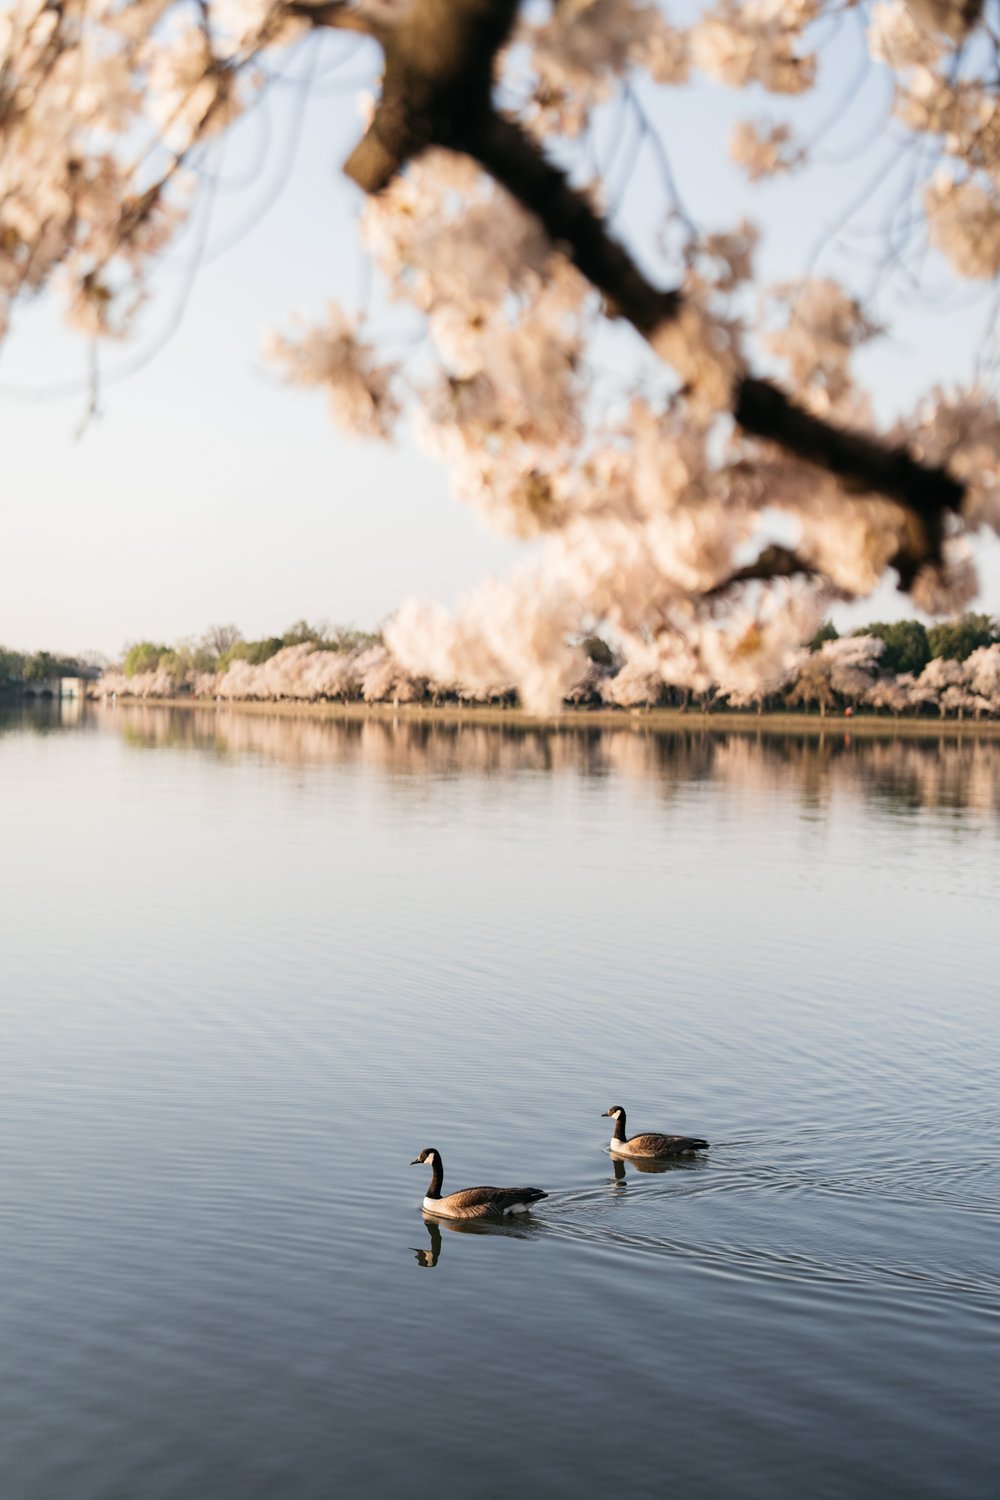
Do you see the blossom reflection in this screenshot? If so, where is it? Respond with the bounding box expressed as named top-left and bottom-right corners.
top-left (98, 703), bottom-right (1000, 817)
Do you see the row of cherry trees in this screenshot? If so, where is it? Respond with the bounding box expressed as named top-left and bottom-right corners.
top-left (95, 613), bottom-right (1000, 716)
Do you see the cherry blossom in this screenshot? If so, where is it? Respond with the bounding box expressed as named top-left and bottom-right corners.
top-left (5, 0), bottom-right (1000, 710)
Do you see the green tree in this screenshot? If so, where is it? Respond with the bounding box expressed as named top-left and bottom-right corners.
top-left (124, 641), bottom-right (170, 676)
top-left (581, 635), bottom-right (616, 668)
top-left (857, 619), bottom-right (930, 676)
top-left (927, 613), bottom-right (999, 662)
top-left (218, 636), bottom-right (286, 670)
top-left (0, 647), bottom-right (25, 684)
top-left (808, 621), bottom-right (839, 651)
top-left (23, 650), bottom-right (60, 682)
top-left (281, 620), bottom-right (329, 648)
top-left (169, 640), bottom-right (217, 674)
top-left (279, 621), bottom-right (381, 653)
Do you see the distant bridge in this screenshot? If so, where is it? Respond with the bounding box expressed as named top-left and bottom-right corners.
top-left (20, 677), bottom-right (89, 699)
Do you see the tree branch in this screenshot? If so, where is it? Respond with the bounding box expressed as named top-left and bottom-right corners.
top-left (343, 1), bottom-right (520, 191)
top-left (285, 2), bottom-right (376, 36)
top-left (469, 112), bottom-right (680, 332)
top-left (335, 0), bottom-right (967, 583)
top-left (706, 545), bottom-right (818, 598)
top-left (732, 380), bottom-right (962, 585)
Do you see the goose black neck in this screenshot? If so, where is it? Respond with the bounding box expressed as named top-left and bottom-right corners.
top-left (425, 1154), bottom-right (444, 1199)
top-left (612, 1112), bottom-right (628, 1142)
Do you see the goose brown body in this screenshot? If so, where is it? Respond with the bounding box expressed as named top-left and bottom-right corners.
top-left (602, 1105), bottom-right (709, 1159)
top-left (411, 1148), bottom-right (548, 1221)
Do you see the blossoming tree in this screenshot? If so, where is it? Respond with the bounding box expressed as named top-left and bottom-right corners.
top-left (3, 0), bottom-right (1000, 707)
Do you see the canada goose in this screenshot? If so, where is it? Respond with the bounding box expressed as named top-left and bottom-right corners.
top-left (410, 1147), bottom-right (548, 1220)
top-left (602, 1105), bottom-right (709, 1159)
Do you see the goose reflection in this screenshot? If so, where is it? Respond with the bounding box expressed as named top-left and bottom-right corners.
top-left (412, 1219), bottom-right (443, 1268)
top-left (411, 1213), bottom-right (541, 1269)
top-left (609, 1153), bottom-right (699, 1188)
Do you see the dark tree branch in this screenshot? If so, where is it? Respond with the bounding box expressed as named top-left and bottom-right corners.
top-left (320, 0), bottom-right (967, 584)
top-left (732, 380), bottom-right (963, 585)
top-left (469, 112), bottom-right (680, 332)
top-left (706, 545), bottom-right (818, 597)
top-left (341, 1), bottom-right (521, 191)
top-left (285, 2), bottom-right (376, 35)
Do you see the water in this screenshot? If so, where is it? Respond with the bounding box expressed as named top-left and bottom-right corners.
top-left (1, 701), bottom-right (998, 1499)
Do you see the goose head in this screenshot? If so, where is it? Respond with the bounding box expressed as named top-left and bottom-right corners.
top-left (601, 1106), bottom-right (625, 1121)
top-left (410, 1147), bottom-right (439, 1167)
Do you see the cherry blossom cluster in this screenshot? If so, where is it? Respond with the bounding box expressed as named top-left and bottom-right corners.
top-left (4, 1), bottom-right (1000, 710)
top-left (789, 635), bottom-right (1000, 717)
top-left (95, 634), bottom-right (1000, 718)
top-left (0, 0), bottom-right (303, 339)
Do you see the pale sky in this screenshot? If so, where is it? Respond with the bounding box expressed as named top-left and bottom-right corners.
top-left (2, 19), bottom-right (999, 660)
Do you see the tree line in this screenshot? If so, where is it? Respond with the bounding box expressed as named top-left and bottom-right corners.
top-left (0, 647), bottom-right (95, 689)
top-left (119, 622), bottom-right (381, 680)
top-left (93, 612), bottom-right (1000, 719)
top-left (807, 615), bottom-right (1000, 675)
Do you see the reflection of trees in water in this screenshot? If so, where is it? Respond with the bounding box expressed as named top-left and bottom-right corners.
top-left (96, 705), bottom-right (1000, 815)
top-left (710, 733), bottom-right (1000, 816)
top-left (0, 698), bottom-right (91, 739)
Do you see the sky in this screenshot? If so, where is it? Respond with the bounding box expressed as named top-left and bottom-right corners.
top-left (2, 11), bottom-right (999, 660)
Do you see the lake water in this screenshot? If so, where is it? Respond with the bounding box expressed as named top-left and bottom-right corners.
top-left (1, 701), bottom-right (998, 1499)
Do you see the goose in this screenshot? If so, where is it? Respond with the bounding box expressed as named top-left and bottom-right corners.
top-left (410, 1147), bottom-right (548, 1220)
top-left (602, 1105), bottom-right (709, 1159)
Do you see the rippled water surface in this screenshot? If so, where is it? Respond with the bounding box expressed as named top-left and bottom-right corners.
top-left (1, 701), bottom-right (998, 1499)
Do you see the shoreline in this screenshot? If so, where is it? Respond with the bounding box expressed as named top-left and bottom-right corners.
top-left (87, 696), bottom-right (1000, 739)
